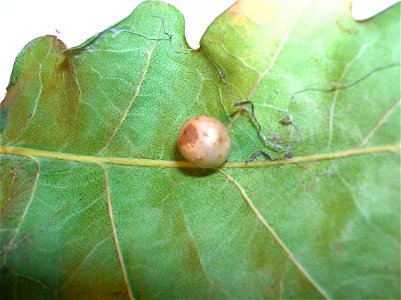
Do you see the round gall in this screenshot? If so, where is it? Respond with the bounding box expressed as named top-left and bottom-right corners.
top-left (178, 116), bottom-right (231, 168)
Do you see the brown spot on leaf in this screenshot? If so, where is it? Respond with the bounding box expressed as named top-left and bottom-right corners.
top-left (336, 19), bottom-right (357, 35)
top-left (109, 290), bottom-right (124, 299)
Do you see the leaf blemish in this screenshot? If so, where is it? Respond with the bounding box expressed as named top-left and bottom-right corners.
top-left (335, 19), bottom-right (358, 35)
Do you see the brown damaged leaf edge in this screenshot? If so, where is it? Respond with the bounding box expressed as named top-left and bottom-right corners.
top-left (0, 144), bottom-right (399, 169)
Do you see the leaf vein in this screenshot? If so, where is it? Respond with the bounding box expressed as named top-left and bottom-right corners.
top-left (2, 157), bottom-right (40, 263)
top-left (360, 98), bottom-right (401, 147)
top-left (13, 43), bottom-right (53, 142)
top-left (327, 42), bottom-right (372, 148)
top-left (60, 237), bottom-right (109, 291)
top-left (220, 170), bottom-right (331, 299)
top-left (1, 144), bottom-right (399, 169)
top-left (247, 0), bottom-right (309, 99)
top-left (101, 164), bottom-right (135, 300)
top-left (220, 41), bottom-right (261, 76)
top-left (98, 23), bottom-right (165, 154)
top-left (171, 189), bottom-right (231, 298)
top-left (335, 167), bottom-right (400, 246)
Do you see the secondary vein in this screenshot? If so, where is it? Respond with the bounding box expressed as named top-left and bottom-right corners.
top-left (2, 157), bottom-right (40, 263)
top-left (101, 165), bottom-right (135, 300)
top-left (220, 170), bottom-right (331, 299)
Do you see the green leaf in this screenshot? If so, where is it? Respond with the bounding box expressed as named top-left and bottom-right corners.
top-left (1, 0), bottom-right (400, 299)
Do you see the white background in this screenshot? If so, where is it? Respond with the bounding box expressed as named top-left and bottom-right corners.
top-left (0, 0), bottom-right (399, 97)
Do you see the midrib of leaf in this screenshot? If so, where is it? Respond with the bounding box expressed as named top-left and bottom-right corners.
top-left (0, 144), bottom-right (399, 169)
top-left (220, 170), bottom-right (331, 299)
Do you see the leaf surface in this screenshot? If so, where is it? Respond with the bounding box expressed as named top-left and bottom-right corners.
top-left (1, 0), bottom-right (400, 299)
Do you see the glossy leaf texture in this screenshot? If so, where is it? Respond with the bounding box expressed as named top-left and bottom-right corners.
top-left (1, 0), bottom-right (400, 299)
